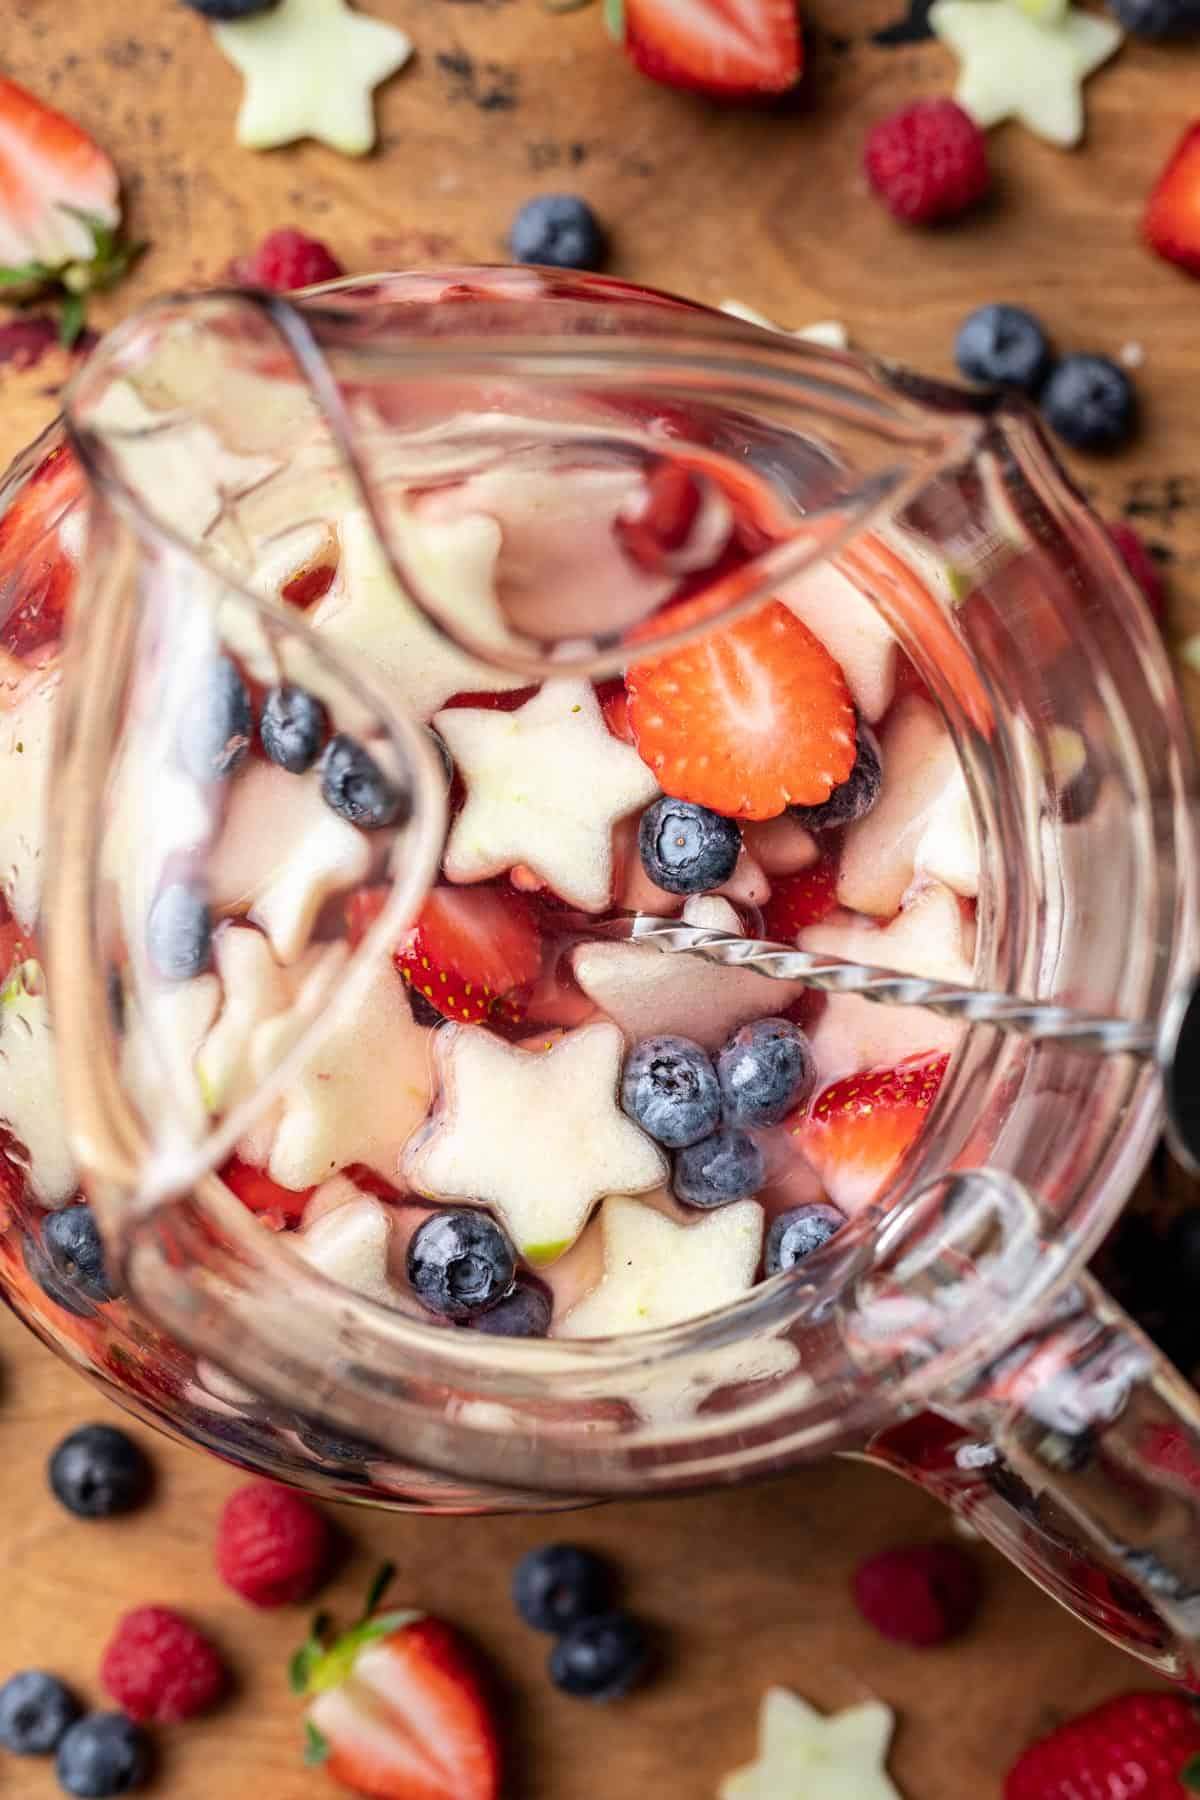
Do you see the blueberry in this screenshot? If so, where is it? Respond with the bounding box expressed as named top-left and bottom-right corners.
top-left (259, 684), bottom-right (328, 774)
top-left (0, 1670), bottom-right (81, 1755)
top-left (1108, 0), bottom-right (1200, 35)
top-left (954, 304), bottom-right (1053, 395)
top-left (293, 1419), bottom-right (379, 1467)
top-left (548, 1611), bottom-right (649, 1701)
top-left (468, 1278), bottom-right (553, 1338)
top-left (146, 881), bottom-right (213, 981)
top-left (513, 1543), bottom-right (612, 1632)
top-left (320, 733), bottom-right (409, 830)
top-left (177, 655), bottom-right (252, 782)
top-left (427, 727), bottom-right (454, 787)
top-left (23, 1233), bottom-right (99, 1320)
top-left (41, 1205), bottom-right (118, 1307)
top-left (672, 1128), bottom-right (765, 1209)
top-left (716, 1017), bottom-right (816, 1127)
top-left (407, 1209), bottom-right (517, 1319)
top-left (765, 1202), bottom-right (847, 1274)
top-left (621, 1036), bottom-right (722, 1149)
top-left (56, 1714), bottom-right (151, 1797)
top-left (508, 195), bottom-right (605, 270)
top-left (789, 722), bottom-right (882, 831)
top-left (1040, 354), bottom-right (1136, 452)
top-left (48, 1425), bottom-right (151, 1519)
top-left (638, 797), bottom-right (742, 896)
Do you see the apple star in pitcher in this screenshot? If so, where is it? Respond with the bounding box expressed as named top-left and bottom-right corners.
top-left (560, 1196), bottom-right (764, 1337)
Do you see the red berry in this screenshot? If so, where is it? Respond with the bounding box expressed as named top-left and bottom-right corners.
top-left (1144, 121), bottom-right (1200, 280)
top-left (853, 1542), bottom-right (980, 1648)
top-left (216, 1481), bottom-right (331, 1608)
top-left (248, 228), bottom-right (344, 292)
top-left (864, 99), bottom-right (989, 226)
top-left (1107, 520), bottom-right (1167, 627)
top-left (100, 1606), bottom-right (227, 1723)
top-left (760, 854), bottom-right (839, 941)
top-left (1006, 1691), bottom-right (1200, 1800)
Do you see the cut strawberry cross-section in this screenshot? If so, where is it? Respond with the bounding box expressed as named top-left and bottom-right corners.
top-left (1144, 121), bottom-right (1200, 280)
top-left (626, 595), bottom-right (856, 822)
top-left (0, 442), bottom-right (82, 661)
top-left (611, 0), bottom-right (803, 100)
top-left (760, 852), bottom-right (839, 942)
top-left (348, 885), bottom-right (545, 1026)
top-left (789, 1054), bottom-right (949, 1214)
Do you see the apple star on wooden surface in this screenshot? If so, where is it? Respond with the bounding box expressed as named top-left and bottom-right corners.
top-left (719, 1689), bottom-right (903, 1800)
top-left (930, 0), bottom-right (1122, 148)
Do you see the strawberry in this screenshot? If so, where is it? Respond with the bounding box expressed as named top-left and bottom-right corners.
top-left (626, 596), bottom-right (856, 822)
top-left (0, 76), bottom-right (140, 344)
top-left (219, 1155), bottom-right (313, 1226)
top-left (394, 887), bottom-right (542, 1025)
top-left (295, 1565), bottom-right (501, 1800)
top-left (615, 458), bottom-right (703, 572)
top-left (790, 1054), bottom-right (949, 1213)
top-left (1005, 1691), bottom-right (1200, 1799)
top-left (760, 853), bottom-right (839, 941)
top-left (0, 441), bottom-right (82, 660)
top-left (597, 680), bottom-right (635, 744)
top-left (281, 558), bottom-right (338, 610)
top-left (611, 0), bottom-right (802, 99)
top-left (1144, 122), bottom-right (1200, 279)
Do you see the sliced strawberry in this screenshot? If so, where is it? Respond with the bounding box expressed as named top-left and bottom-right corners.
top-left (220, 1155), bottom-right (313, 1226)
top-left (395, 887), bottom-right (543, 1026)
top-left (298, 1569), bottom-right (500, 1800)
top-left (615, 458), bottom-right (703, 572)
top-left (626, 595), bottom-right (856, 822)
top-left (0, 442), bottom-right (81, 660)
top-left (597, 679), bottom-right (635, 744)
top-left (345, 886), bottom-right (390, 949)
top-left (760, 852), bottom-right (838, 941)
top-left (0, 896), bottom-right (36, 981)
top-left (281, 558), bottom-right (338, 610)
top-left (615, 0), bottom-right (802, 100)
top-left (790, 1054), bottom-right (949, 1213)
top-left (1144, 121), bottom-right (1200, 279)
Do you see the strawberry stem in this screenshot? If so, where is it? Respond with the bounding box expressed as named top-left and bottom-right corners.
top-left (303, 1721), bottom-right (330, 1766)
top-left (364, 1561), bottom-right (396, 1616)
top-left (1182, 1752), bottom-right (1200, 1791)
top-left (604, 0), bottom-right (624, 38)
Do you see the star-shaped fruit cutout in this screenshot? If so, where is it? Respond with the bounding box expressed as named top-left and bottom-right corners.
top-left (559, 1195), bottom-right (764, 1337)
top-left (253, 949), bottom-right (432, 1189)
top-left (195, 926), bottom-right (291, 1114)
top-left (312, 507), bottom-right (526, 723)
top-left (214, 0), bottom-right (413, 156)
top-left (434, 681), bottom-right (660, 912)
top-left (930, 0), bottom-right (1122, 147)
top-left (571, 939), bottom-right (804, 1052)
top-left (720, 1689), bottom-right (902, 1800)
top-left (294, 1189), bottom-right (407, 1309)
top-left (0, 674), bottom-right (57, 933)
top-left (404, 1021), bottom-right (667, 1262)
top-left (0, 960), bottom-right (78, 1206)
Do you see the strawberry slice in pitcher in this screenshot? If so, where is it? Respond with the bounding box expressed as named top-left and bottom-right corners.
top-left (790, 1055), bottom-right (950, 1213)
top-left (0, 443), bottom-right (82, 661)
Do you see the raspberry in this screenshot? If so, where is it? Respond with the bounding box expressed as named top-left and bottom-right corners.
top-left (864, 99), bottom-right (989, 226)
top-left (247, 228), bottom-right (344, 292)
top-left (1107, 521), bottom-right (1167, 627)
top-left (852, 1541), bottom-right (980, 1647)
top-left (216, 1481), bottom-right (331, 1607)
top-left (99, 1607), bottom-right (226, 1723)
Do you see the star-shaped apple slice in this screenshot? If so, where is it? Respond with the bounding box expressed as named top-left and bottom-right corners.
top-left (560, 1195), bottom-right (764, 1337)
top-left (405, 1021), bottom-right (666, 1263)
top-left (294, 1188), bottom-right (407, 1310)
top-left (194, 926), bottom-right (292, 1114)
top-left (0, 960), bottom-right (78, 1206)
top-left (0, 674), bottom-right (57, 934)
top-left (931, 0), bottom-right (1121, 147)
top-left (720, 1689), bottom-right (902, 1800)
top-left (571, 938), bottom-right (804, 1051)
top-left (214, 0), bottom-right (413, 156)
top-left (434, 680), bottom-right (660, 912)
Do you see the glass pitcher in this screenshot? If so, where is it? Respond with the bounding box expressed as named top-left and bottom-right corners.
top-left (3, 267), bottom-right (1200, 1682)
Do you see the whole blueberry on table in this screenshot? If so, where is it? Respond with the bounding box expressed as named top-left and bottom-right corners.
top-left (549, 1611), bottom-right (649, 1701)
top-left (765, 1202), bottom-right (847, 1274)
top-left (0, 1670), bottom-right (81, 1755)
top-left (673, 1127), bottom-right (765, 1208)
top-left (468, 1277), bottom-right (553, 1338)
top-left (788, 723), bottom-right (882, 832)
top-left (177, 654), bottom-right (252, 783)
top-left (259, 683), bottom-right (328, 774)
top-left (55, 1713), bottom-right (151, 1797)
top-left (1040, 353), bottom-right (1136, 452)
top-left (717, 1017), bottom-right (816, 1127)
top-left (407, 1208), bottom-right (517, 1319)
top-left (48, 1425), bottom-right (151, 1519)
top-left (508, 195), bottom-right (605, 270)
top-left (146, 881), bottom-right (213, 982)
top-left (621, 1035), bottom-right (722, 1149)
top-left (638, 796), bottom-right (742, 895)
top-left (182, 0), bottom-right (279, 16)
top-left (513, 1543), bottom-right (612, 1633)
top-left (1108, 0), bottom-right (1200, 35)
top-left (320, 732), bottom-right (409, 829)
top-left (954, 303), bottom-right (1053, 395)
top-left (41, 1204), bottom-right (118, 1307)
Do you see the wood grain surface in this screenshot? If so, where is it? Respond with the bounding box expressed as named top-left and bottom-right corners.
top-left (1, 0), bottom-right (1197, 1795)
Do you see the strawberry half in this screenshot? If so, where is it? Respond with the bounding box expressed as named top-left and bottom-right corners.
top-left (790, 1054), bottom-right (949, 1213)
top-left (1145, 122), bottom-right (1200, 279)
top-left (626, 595), bottom-right (856, 822)
top-left (0, 75), bottom-right (141, 343)
top-left (760, 853), bottom-right (839, 941)
top-left (612, 0), bottom-right (802, 99)
top-left (395, 887), bottom-right (543, 1026)
top-left (0, 442), bottom-right (82, 661)
top-left (295, 1566), bottom-right (501, 1800)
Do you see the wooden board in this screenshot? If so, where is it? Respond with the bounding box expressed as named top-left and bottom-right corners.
top-left (0, 1), bottom-right (1196, 1795)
